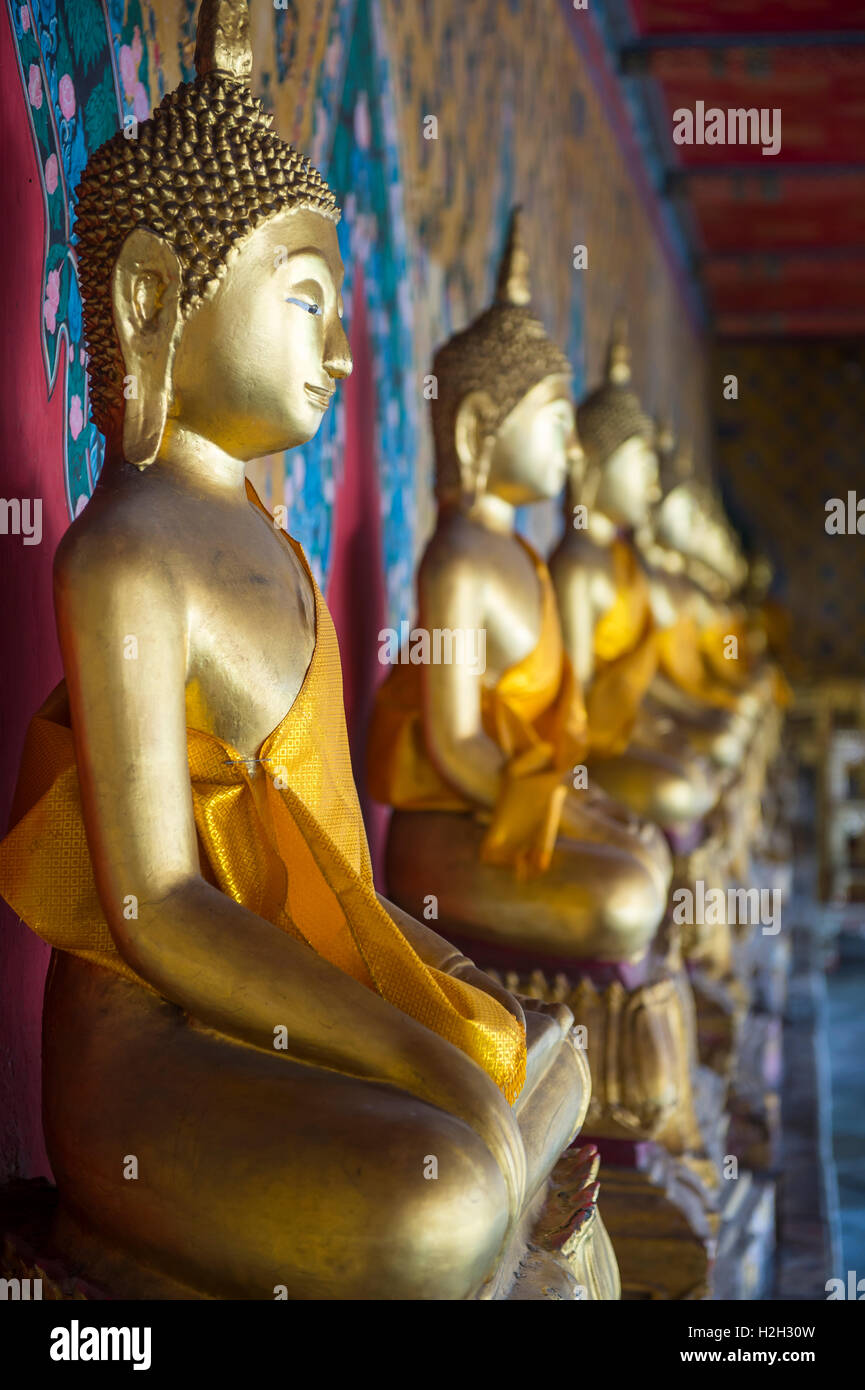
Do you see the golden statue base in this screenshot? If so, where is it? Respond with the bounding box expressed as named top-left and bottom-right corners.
top-left (591, 1142), bottom-right (716, 1300)
top-left (487, 1145), bottom-right (621, 1300)
top-left (1, 1154), bottom-right (621, 1303)
top-left (478, 940), bottom-right (728, 1300)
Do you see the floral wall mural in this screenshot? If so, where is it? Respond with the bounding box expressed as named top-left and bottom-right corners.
top-left (7, 0), bottom-right (710, 618)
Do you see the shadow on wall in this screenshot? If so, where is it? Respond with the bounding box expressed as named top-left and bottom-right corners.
top-left (715, 339), bottom-right (865, 680)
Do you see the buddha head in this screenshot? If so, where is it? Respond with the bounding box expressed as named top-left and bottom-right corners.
top-left (75, 0), bottom-right (351, 471)
top-left (745, 552), bottom-right (774, 606)
top-left (577, 317), bottom-right (658, 528)
top-left (654, 444), bottom-right (745, 594)
top-left (654, 441), bottom-right (700, 552)
top-left (700, 498), bottom-right (749, 595)
top-left (431, 207), bottom-right (576, 508)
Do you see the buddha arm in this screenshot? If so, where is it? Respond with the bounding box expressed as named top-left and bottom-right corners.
top-left (417, 554), bottom-right (506, 806)
top-left (646, 568), bottom-right (679, 631)
top-left (376, 891), bottom-right (526, 1026)
top-left (377, 892), bottom-right (576, 1122)
top-left (550, 554), bottom-right (597, 686)
top-left (54, 540), bottom-right (526, 1214)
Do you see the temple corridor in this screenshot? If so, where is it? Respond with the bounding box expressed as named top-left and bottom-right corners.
top-left (0, 0), bottom-right (862, 1359)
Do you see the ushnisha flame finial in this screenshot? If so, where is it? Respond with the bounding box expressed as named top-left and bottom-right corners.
top-left (577, 313), bottom-right (652, 468)
top-left (495, 206), bottom-right (532, 308)
top-left (606, 312), bottom-right (631, 386)
top-left (673, 441), bottom-right (694, 481)
top-left (655, 412), bottom-right (676, 463)
top-left (194, 0), bottom-right (253, 82)
top-left (429, 204), bottom-right (572, 497)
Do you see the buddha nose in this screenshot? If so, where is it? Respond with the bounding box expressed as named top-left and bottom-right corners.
top-left (324, 321), bottom-right (353, 380)
top-left (567, 441), bottom-right (585, 472)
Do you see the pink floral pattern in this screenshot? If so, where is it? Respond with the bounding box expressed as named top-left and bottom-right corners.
top-left (69, 395), bottom-right (84, 441)
top-left (43, 266), bottom-right (60, 334)
top-left (58, 73), bottom-right (75, 121)
top-left (44, 153), bottom-right (58, 195)
top-left (133, 83), bottom-right (149, 122)
top-left (27, 62), bottom-right (42, 109)
top-left (119, 26), bottom-right (144, 101)
top-left (20, 6), bottom-right (29, 33)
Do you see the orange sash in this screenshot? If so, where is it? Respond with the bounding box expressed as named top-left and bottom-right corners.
top-left (368, 539), bottom-right (587, 877)
top-left (0, 485), bottom-right (526, 1103)
top-left (585, 540), bottom-right (659, 757)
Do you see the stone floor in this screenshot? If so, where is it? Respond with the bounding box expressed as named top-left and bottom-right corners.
top-left (773, 776), bottom-right (854, 1300)
top-left (825, 929), bottom-right (865, 1279)
top-left (774, 922), bottom-right (841, 1299)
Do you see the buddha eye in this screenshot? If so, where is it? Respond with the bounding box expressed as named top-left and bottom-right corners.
top-left (285, 296), bottom-right (322, 316)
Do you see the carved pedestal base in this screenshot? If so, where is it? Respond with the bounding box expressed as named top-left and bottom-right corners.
top-left (492, 1145), bottom-right (620, 1300)
top-left (687, 963), bottom-right (747, 1079)
top-left (714, 1173), bottom-right (777, 1301)
top-left (726, 910), bottom-right (789, 1172)
top-left (672, 836), bottom-right (750, 1082)
top-left (479, 942), bottom-right (727, 1299)
top-left (590, 1141), bottom-right (716, 1300)
top-left (727, 1013), bottom-right (783, 1171)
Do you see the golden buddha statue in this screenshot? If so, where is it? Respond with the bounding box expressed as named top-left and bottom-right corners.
top-left (547, 334), bottom-right (748, 1091)
top-left (548, 327), bottom-right (720, 842)
top-left (637, 444), bottom-right (766, 775)
top-left (368, 216), bottom-right (721, 1298)
top-left (0, 1), bottom-right (614, 1302)
top-left (368, 216), bottom-right (670, 967)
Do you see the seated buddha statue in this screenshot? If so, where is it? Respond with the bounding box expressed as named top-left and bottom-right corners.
top-left (546, 344), bottom-right (750, 1104)
top-left (0, 0), bottom-right (602, 1302)
top-left (366, 220), bottom-right (732, 1291)
top-left (548, 325), bottom-right (720, 845)
top-left (637, 448), bottom-right (767, 773)
top-left (653, 469), bottom-right (790, 862)
top-left (368, 212), bottom-right (671, 969)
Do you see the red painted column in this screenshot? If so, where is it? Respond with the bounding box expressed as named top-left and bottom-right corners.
top-left (326, 264), bottom-right (390, 882)
top-left (0, 9), bottom-right (67, 1181)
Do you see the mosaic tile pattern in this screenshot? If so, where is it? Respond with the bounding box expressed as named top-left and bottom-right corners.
top-left (8, 0), bottom-right (710, 623)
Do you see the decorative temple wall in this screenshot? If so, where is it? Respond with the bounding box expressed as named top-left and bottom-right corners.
top-left (715, 339), bottom-right (865, 680)
top-left (0, 0), bottom-right (709, 1180)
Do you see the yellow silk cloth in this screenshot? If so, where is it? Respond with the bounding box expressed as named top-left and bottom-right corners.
top-left (656, 614), bottom-right (743, 711)
top-left (699, 615), bottom-right (753, 688)
top-left (585, 540), bottom-right (659, 758)
top-left (368, 539), bottom-right (587, 877)
top-left (700, 614), bottom-right (792, 709)
top-left (0, 487), bottom-right (526, 1104)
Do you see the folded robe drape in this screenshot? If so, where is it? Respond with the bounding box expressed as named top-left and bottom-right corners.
top-left (0, 483), bottom-right (526, 1104)
top-left (368, 538), bottom-right (588, 878)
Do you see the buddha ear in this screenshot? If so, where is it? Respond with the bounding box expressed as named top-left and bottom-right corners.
top-left (112, 227), bottom-right (184, 469)
top-left (454, 390), bottom-right (497, 499)
top-left (567, 440), bottom-right (589, 499)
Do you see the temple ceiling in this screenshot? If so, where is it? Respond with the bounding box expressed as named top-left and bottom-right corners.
top-left (593, 0), bottom-right (865, 337)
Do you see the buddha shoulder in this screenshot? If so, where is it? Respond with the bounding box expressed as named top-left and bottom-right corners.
top-left (418, 515), bottom-right (515, 613)
top-left (53, 483), bottom-right (190, 635)
top-left (549, 529), bottom-right (616, 609)
top-left (550, 526), bottom-right (613, 573)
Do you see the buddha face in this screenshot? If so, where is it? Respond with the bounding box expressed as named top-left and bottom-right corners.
top-left (487, 375), bottom-right (576, 505)
top-left (111, 205), bottom-right (353, 467)
top-left (655, 483), bottom-right (705, 555)
top-left (594, 434), bottom-right (659, 528)
top-left (154, 209), bottom-right (351, 462)
top-left (700, 510), bottom-right (746, 589)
